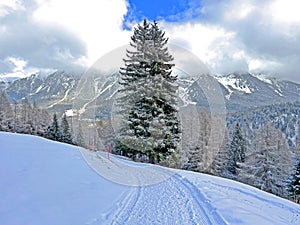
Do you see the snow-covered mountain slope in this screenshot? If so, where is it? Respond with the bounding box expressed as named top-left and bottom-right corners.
top-left (0, 81), bottom-right (7, 91)
top-left (5, 71), bottom-right (80, 114)
top-left (165, 72), bottom-right (300, 113)
top-left (1, 132), bottom-right (299, 225)
top-left (216, 73), bottom-right (300, 111)
top-left (2, 71), bottom-right (300, 115)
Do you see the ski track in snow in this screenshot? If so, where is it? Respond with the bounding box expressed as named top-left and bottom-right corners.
top-left (200, 179), bottom-right (300, 224)
top-left (2, 133), bottom-right (300, 225)
top-left (63, 149), bottom-right (300, 225)
top-left (105, 159), bottom-right (227, 225)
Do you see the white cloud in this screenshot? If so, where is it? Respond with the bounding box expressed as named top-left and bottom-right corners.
top-left (32, 0), bottom-right (130, 66)
top-left (0, 0), bottom-right (24, 17)
top-left (0, 57), bottom-right (51, 80)
top-left (162, 21), bottom-right (252, 75)
top-left (163, 22), bottom-right (235, 67)
top-left (167, 0), bottom-right (300, 81)
top-left (8, 57), bottom-right (27, 72)
top-left (224, 1), bottom-right (256, 21)
top-left (0, 0), bottom-right (131, 80)
top-left (269, 0), bottom-right (300, 24)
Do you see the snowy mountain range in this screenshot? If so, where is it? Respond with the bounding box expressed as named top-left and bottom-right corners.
top-left (181, 72), bottom-right (300, 112)
top-left (217, 73), bottom-right (300, 111)
top-left (1, 71), bottom-right (80, 114)
top-left (1, 71), bottom-right (299, 115)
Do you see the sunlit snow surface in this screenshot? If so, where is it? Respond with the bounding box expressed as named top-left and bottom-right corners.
top-left (216, 75), bottom-right (252, 95)
top-left (1, 132), bottom-right (300, 225)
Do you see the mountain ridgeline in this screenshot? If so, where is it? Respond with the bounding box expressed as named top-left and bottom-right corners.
top-left (1, 71), bottom-right (300, 113)
top-left (2, 71), bottom-right (80, 115)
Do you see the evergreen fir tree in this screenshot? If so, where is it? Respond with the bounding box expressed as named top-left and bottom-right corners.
top-left (184, 146), bottom-right (202, 172)
top-left (61, 114), bottom-right (73, 144)
top-left (225, 123), bottom-right (246, 175)
top-left (46, 113), bottom-right (61, 141)
top-left (116, 19), bottom-right (180, 163)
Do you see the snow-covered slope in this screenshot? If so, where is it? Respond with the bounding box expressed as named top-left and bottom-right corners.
top-left (215, 73), bottom-right (300, 111)
top-left (182, 72), bottom-right (300, 112)
top-left (1, 132), bottom-right (299, 225)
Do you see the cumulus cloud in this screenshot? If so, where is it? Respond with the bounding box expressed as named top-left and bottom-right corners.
top-left (196, 0), bottom-right (300, 81)
top-left (161, 21), bottom-right (247, 75)
top-left (32, 0), bottom-right (130, 64)
top-left (0, 0), bottom-right (130, 79)
top-left (0, 19), bottom-right (87, 69)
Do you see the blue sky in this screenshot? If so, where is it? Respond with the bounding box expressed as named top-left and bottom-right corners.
top-left (1, 0), bottom-right (300, 82)
top-left (123, 0), bottom-right (202, 28)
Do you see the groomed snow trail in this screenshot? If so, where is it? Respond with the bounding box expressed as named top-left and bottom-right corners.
top-left (2, 133), bottom-right (300, 225)
top-left (91, 154), bottom-right (227, 225)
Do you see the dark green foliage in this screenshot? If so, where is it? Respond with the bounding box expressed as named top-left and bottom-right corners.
top-left (184, 146), bottom-right (202, 172)
top-left (117, 19), bottom-right (180, 163)
top-left (115, 139), bottom-right (139, 160)
top-left (61, 114), bottom-right (73, 144)
top-left (46, 113), bottom-right (61, 141)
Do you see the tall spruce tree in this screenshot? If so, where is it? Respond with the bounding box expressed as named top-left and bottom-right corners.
top-left (46, 113), bottom-right (61, 141)
top-left (116, 19), bottom-right (180, 163)
top-left (61, 114), bottom-right (73, 144)
top-left (225, 123), bottom-right (246, 175)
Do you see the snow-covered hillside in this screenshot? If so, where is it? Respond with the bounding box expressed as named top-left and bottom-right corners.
top-left (1, 132), bottom-right (299, 225)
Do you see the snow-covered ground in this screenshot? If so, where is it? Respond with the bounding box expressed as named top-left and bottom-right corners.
top-left (1, 132), bottom-right (299, 225)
